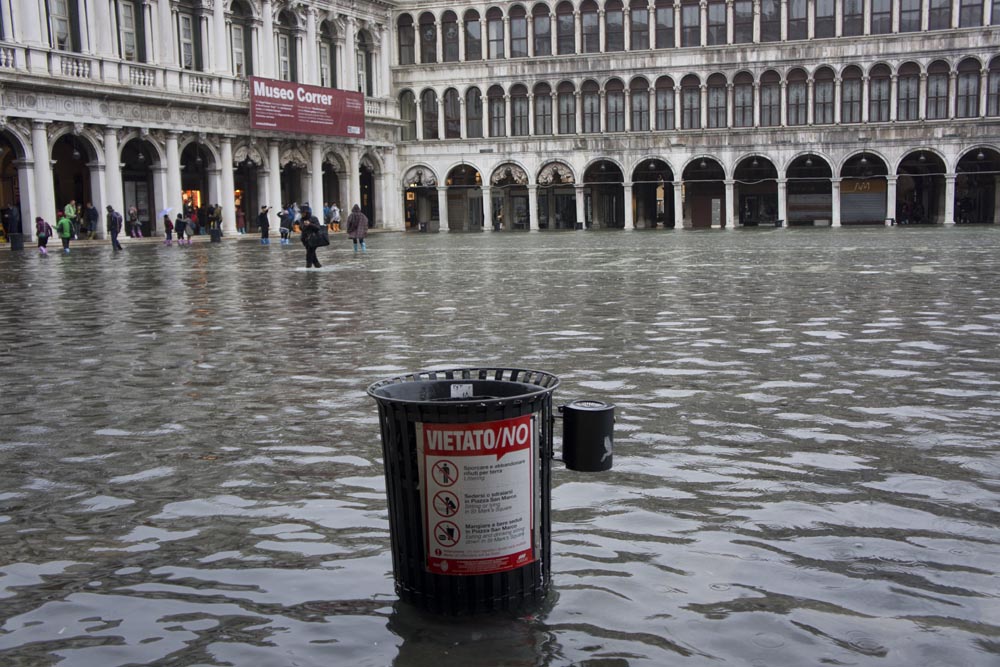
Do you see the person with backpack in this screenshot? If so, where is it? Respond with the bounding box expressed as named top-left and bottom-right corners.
top-left (279, 208), bottom-right (293, 245)
top-left (299, 204), bottom-right (325, 268)
top-left (346, 204), bottom-right (368, 252)
top-left (35, 216), bottom-right (52, 255)
top-left (106, 206), bottom-right (124, 250)
top-left (55, 210), bottom-right (73, 253)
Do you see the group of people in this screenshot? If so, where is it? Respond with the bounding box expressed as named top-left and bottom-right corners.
top-left (256, 202), bottom-right (369, 268)
top-left (34, 205), bottom-right (126, 254)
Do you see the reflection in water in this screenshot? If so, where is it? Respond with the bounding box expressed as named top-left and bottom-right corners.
top-left (1, 229), bottom-right (999, 666)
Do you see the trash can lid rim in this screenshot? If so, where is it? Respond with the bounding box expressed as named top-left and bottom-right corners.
top-left (367, 367), bottom-right (560, 404)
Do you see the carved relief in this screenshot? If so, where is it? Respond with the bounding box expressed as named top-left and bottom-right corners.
top-left (491, 163), bottom-right (528, 186)
top-left (279, 144), bottom-right (309, 168)
top-left (537, 162), bottom-right (575, 185)
top-left (403, 166), bottom-right (436, 187)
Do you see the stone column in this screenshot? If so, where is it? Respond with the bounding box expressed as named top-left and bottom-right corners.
top-left (575, 184), bottom-right (586, 227)
top-left (780, 81), bottom-right (787, 126)
top-left (780, 0), bottom-right (788, 39)
top-left (309, 142), bottom-right (323, 216)
top-left (807, 77), bottom-right (815, 124)
top-left (600, 92), bottom-right (607, 132)
top-left (700, 85), bottom-right (707, 128)
top-left (981, 68), bottom-right (990, 118)
top-left (261, 0), bottom-right (274, 78)
top-left (31, 121), bottom-right (56, 227)
top-left (892, 0), bottom-right (901, 31)
top-left (950, 0), bottom-right (960, 28)
top-left (439, 97), bottom-right (447, 139)
top-left (831, 178), bottom-right (841, 227)
top-left (727, 0), bottom-right (735, 42)
top-left (460, 97), bottom-right (468, 138)
top-left (304, 7), bottom-right (317, 84)
top-left (623, 7), bottom-right (630, 50)
top-left (551, 12), bottom-right (558, 54)
top-left (528, 12), bottom-right (535, 55)
top-left (753, 82), bottom-right (761, 126)
top-left (166, 131), bottom-right (183, 220)
top-left (268, 140), bottom-right (281, 217)
top-left (598, 9), bottom-right (606, 51)
top-left (574, 10), bottom-right (582, 52)
top-left (160, 0), bottom-right (176, 66)
top-left (344, 17), bottom-right (357, 92)
top-left (437, 20), bottom-right (444, 62)
top-left (861, 75), bottom-right (870, 123)
top-left (674, 86), bottom-right (682, 129)
top-left (944, 174), bottom-right (956, 224)
top-left (725, 179), bottom-right (736, 227)
top-left (863, 0), bottom-right (871, 33)
top-left (835, 0), bottom-right (843, 35)
top-left (200, 14), bottom-right (212, 71)
top-left (777, 177), bottom-right (787, 225)
top-left (415, 98), bottom-right (424, 141)
top-left (505, 94), bottom-right (512, 136)
top-left (103, 126), bottom-right (123, 222)
top-left (673, 181), bottom-right (683, 229)
top-left (700, 1), bottom-right (708, 45)
top-left (623, 182), bottom-right (634, 229)
top-left (948, 72), bottom-right (957, 119)
top-left (834, 76), bottom-right (842, 123)
top-left (528, 184), bottom-right (539, 230)
top-left (890, 74), bottom-right (898, 121)
top-left (727, 83), bottom-right (734, 126)
top-left (885, 175), bottom-right (896, 225)
top-left (482, 185), bottom-right (493, 230)
top-left (918, 73), bottom-right (927, 120)
top-left (807, 0), bottom-right (815, 37)
top-left (437, 186), bottom-right (449, 230)
top-left (576, 92), bottom-right (584, 133)
top-left (220, 136), bottom-right (237, 234)
top-left (214, 0), bottom-right (229, 74)
top-left (349, 144), bottom-right (361, 208)
top-left (753, 0), bottom-right (760, 42)
top-left (624, 90), bottom-right (631, 132)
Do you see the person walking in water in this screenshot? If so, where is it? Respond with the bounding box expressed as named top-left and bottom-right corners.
top-left (163, 214), bottom-right (174, 245)
top-left (174, 213), bottom-right (187, 245)
top-left (107, 206), bottom-right (124, 250)
top-left (55, 210), bottom-right (73, 253)
top-left (346, 204), bottom-right (368, 252)
top-left (35, 216), bottom-right (52, 255)
top-left (257, 206), bottom-right (271, 245)
top-left (299, 204), bottom-right (323, 269)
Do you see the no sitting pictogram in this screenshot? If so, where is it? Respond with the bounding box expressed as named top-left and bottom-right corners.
top-left (433, 490), bottom-right (460, 517)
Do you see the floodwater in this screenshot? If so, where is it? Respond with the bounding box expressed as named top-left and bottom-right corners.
top-left (0, 228), bottom-right (998, 667)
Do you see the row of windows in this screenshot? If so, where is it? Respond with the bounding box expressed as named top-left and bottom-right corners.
top-left (32, 0), bottom-right (379, 94)
top-left (399, 56), bottom-right (1000, 138)
top-left (397, 0), bottom-right (1000, 65)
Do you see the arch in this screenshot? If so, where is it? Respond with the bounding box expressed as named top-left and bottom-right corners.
top-left (632, 157), bottom-right (675, 228)
top-left (445, 162), bottom-right (484, 231)
top-left (681, 157), bottom-right (726, 228)
top-left (895, 149), bottom-right (947, 224)
top-left (734, 155), bottom-right (779, 226)
top-left (537, 161), bottom-right (576, 186)
top-left (397, 14), bottom-right (415, 65)
top-left (786, 153), bottom-right (833, 226)
top-left (954, 147), bottom-right (1000, 224)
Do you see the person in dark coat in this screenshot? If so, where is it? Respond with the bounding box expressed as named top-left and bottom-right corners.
top-left (257, 205), bottom-right (271, 245)
top-left (346, 204), bottom-right (368, 252)
top-left (299, 204), bottom-right (322, 268)
top-left (174, 213), bottom-right (187, 245)
top-left (106, 206), bottom-right (124, 250)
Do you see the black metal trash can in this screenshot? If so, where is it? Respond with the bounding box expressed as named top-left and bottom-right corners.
top-left (368, 367), bottom-right (560, 615)
top-left (210, 228), bottom-right (222, 243)
top-left (8, 233), bottom-right (24, 251)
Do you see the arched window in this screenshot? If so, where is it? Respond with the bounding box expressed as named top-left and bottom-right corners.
top-left (928, 0), bottom-right (952, 29)
top-left (814, 67), bottom-right (834, 124)
top-left (605, 1), bottom-right (625, 52)
top-left (558, 81), bottom-right (577, 133)
top-left (511, 6), bottom-right (528, 57)
top-left (511, 84), bottom-right (530, 135)
top-left (581, 1), bottom-right (599, 52)
top-left (464, 10), bottom-right (482, 61)
top-left (557, 2), bottom-right (575, 54)
top-left (988, 57), bottom-right (1000, 117)
top-left (421, 89), bottom-right (439, 139)
top-left (843, 0), bottom-right (863, 36)
top-left (927, 61), bottom-right (950, 119)
top-left (319, 21), bottom-right (336, 87)
top-left (869, 65), bottom-right (891, 122)
top-left (419, 12), bottom-right (437, 64)
top-left (442, 11), bottom-right (459, 62)
top-left (606, 79), bottom-right (625, 132)
top-left (487, 8), bottom-right (504, 59)
top-left (118, 0), bottom-right (146, 62)
top-left (760, 70), bottom-right (780, 126)
top-left (897, 62), bottom-right (920, 121)
top-left (681, 0), bottom-right (700, 47)
top-left (788, 0), bottom-right (807, 39)
top-left (707, 73), bottom-right (726, 128)
top-left (787, 69), bottom-right (807, 125)
top-left (655, 0), bottom-right (674, 48)
top-left (276, 10), bottom-right (297, 81)
top-left (655, 76), bottom-right (675, 129)
top-left (582, 80), bottom-right (600, 132)
top-left (957, 59), bottom-right (981, 117)
top-left (466, 87), bottom-right (484, 137)
top-left (488, 85), bottom-right (506, 137)
top-left (397, 14), bottom-right (415, 65)
top-left (631, 77), bottom-right (650, 131)
top-left (681, 74), bottom-right (700, 129)
top-left (356, 30), bottom-right (374, 95)
top-left (230, 1), bottom-right (254, 75)
top-left (444, 88), bottom-right (461, 138)
top-left (533, 4), bottom-right (552, 56)
top-left (733, 71), bottom-right (753, 127)
top-left (399, 91), bottom-right (417, 140)
top-left (534, 82), bottom-right (553, 134)
top-left (841, 66), bottom-right (863, 123)
top-left (630, 1), bottom-right (649, 50)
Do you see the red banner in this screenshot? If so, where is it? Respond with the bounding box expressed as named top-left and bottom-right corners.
top-left (249, 76), bottom-right (365, 138)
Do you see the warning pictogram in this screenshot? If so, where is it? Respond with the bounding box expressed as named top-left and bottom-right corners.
top-left (433, 491), bottom-right (460, 517)
top-left (434, 520), bottom-right (460, 547)
top-left (432, 460), bottom-right (458, 487)
top-left (417, 415), bottom-right (538, 576)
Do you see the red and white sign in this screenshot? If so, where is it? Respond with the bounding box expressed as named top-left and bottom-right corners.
top-left (249, 76), bottom-right (365, 138)
top-left (417, 415), bottom-right (537, 575)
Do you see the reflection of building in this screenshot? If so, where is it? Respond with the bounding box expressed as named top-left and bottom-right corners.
top-left (0, 0), bottom-right (400, 237)
top-left (2, 2), bottom-right (999, 238)
top-left (393, 2), bottom-right (1000, 229)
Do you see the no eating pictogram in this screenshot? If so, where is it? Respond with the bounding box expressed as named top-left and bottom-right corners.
top-left (434, 520), bottom-right (460, 547)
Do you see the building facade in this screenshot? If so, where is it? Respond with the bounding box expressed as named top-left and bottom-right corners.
top-left (1, 0), bottom-right (998, 238)
top-left (0, 0), bottom-right (401, 237)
